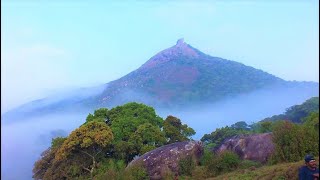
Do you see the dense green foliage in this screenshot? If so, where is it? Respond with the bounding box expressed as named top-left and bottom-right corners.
top-left (164, 115), bottom-right (196, 143)
top-left (33, 102), bottom-right (195, 179)
top-left (201, 121), bottom-right (252, 149)
top-left (179, 155), bottom-right (196, 176)
top-left (203, 151), bottom-right (241, 177)
top-left (85, 108), bottom-right (109, 124)
top-left (104, 102), bottom-right (166, 162)
top-left (270, 113), bottom-right (319, 164)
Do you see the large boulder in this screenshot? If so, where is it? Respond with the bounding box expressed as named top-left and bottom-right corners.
top-left (127, 141), bottom-right (204, 179)
top-left (214, 133), bottom-right (275, 163)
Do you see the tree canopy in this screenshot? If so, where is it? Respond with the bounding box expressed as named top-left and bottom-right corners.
top-left (163, 115), bottom-right (195, 144)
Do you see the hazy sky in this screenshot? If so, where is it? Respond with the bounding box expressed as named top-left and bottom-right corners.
top-left (1, 0), bottom-right (319, 112)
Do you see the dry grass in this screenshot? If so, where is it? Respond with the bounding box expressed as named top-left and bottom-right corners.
top-left (206, 157), bottom-right (319, 180)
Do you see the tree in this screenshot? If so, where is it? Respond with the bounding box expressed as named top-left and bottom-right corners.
top-left (54, 121), bottom-right (113, 179)
top-left (231, 121), bottom-right (249, 130)
top-left (201, 126), bottom-right (252, 148)
top-left (33, 137), bottom-right (67, 180)
top-left (108, 102), bottom-right (163, 128)
top-left (250, 121), bottom-right (274, 133)
top-left (302, 112), bottom-right (319, 131)
top-left (301, 112), bottom-right (319, 157)
top-left (107, 102), bottom-right (165, 162)
top-left (85, 108), bottom-right (109, 125)
top-left (129, 123), bottom-right (166, 154)
top-left (285, 97), bottom-right (319, 123)
top-left (163, 115), bottom-right (195, 144)
top-left (270, 119), bottom-right (319, 164)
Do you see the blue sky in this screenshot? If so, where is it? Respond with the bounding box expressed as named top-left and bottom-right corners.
top-left (1, 1), bottom-right (319, 112)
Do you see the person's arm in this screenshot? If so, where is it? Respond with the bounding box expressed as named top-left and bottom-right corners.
top-left (298, 167), bottom-right (305, 180)
top-left (313, 173), bottom-right (319, 178)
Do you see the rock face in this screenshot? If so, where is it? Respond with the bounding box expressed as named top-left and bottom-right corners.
top-left (214, 133), bottom-right (275, 163)
top-left (127, 141), bottom-right (204, 179)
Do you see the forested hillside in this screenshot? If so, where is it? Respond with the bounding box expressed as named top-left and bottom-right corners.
top-left (260, 96), bottom-right (319, 123)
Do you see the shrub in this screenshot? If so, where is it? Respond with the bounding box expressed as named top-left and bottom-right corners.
top-left (217, 151), bottom-right (241, 172)
top-left (270, 119), bottom-right (319, 164)
top-left (239, 160), bottom-right (262, 169)
top-left (205, 151), bottom-right (240, 176)
top-left (200, 149), bottom-right (214, 166)
top-left (125, 164), bottom-right (149, 180)
top-left (93, 159), bottom-right (126, 180)
top-left (179, 155), bottom-right (196, 176)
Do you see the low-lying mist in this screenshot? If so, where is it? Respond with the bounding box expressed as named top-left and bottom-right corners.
top-left (157, 85), bottom-right (318, 140)
top-left (1, 84), bottom-right (318, 179)
top-left (1, 112), bottom-right (89, 180)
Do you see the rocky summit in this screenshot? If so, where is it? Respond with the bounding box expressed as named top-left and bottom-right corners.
top-left (214, 133), bottom-right (275, 163)
top-left (127, 141), bottom-right (204, 179)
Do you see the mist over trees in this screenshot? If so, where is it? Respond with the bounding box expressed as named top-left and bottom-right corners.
top-left (32, 102), bottom-right (195, 179)
top-left (261, 97), bottom-right (319, 123)
top-left (31, 97), bottom-right (319, 179)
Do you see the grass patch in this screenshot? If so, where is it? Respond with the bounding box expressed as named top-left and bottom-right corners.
top-left (207, 157), bottom-right (319, 180)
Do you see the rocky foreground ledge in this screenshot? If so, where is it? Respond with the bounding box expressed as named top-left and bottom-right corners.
top-left (127, 133), bottom-right (275, 179)
top-left (127, 141), bottom-right (204, 179)
top-left (215, 133), bottom-right (275, 163)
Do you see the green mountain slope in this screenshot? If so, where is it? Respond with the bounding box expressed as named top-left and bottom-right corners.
top-left (97, 39), bottom-right (286, 107)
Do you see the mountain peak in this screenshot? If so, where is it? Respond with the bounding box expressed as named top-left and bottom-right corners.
top-left (175, 38), bottom-right (188, 49)
top-left (140, 39), bottom-right (200, 69)
top-left (176, 38), bottom-right (185, 46)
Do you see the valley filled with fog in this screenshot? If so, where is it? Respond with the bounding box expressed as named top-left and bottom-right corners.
top-left (2, 84), bottom-right (318, 179)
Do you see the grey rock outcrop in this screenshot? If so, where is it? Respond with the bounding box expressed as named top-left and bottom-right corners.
top-left (215, 133), bottom-right (275, 163)
top-left (127, 141), bottom-right (203, 179)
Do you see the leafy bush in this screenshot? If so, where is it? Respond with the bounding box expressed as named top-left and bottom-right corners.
top-left (93, 159), bottom-right (126, 179)
top-left (205, 151), bottom-right (240, 176)
top-left (217, 151), bottom-right (241, 172)
top-left (179, 156), bottom-right (196, 176)
top-left (270, 117), bottom-right (319, 164)
top-left (125, 164), bottom-right (149, 180)
top-left (200, 149), bottom-right (214, 166)
top-left (201, 124), bottom-right (252, 149)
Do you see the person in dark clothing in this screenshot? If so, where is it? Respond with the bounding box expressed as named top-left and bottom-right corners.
top-left (299, 155), bottom-right (319, 180)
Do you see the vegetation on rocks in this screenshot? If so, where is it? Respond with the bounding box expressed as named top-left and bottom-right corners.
top-left (33, 97), bottom-right (319, 179)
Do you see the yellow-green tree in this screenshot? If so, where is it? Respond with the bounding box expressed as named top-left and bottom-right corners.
top-left (32, 137), bottom-right (67, 180)
top-left (54, 121), bottom-right (113, 179)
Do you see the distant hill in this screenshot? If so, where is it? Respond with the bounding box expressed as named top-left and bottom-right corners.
top-left (260, 96), bottom-right (319, 123)
top-left (2, 39), bottom-right (319, 122)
